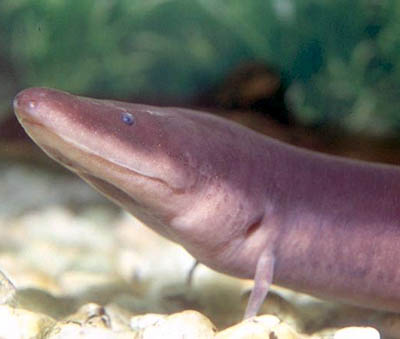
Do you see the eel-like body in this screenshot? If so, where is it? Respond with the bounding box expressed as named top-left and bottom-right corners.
top-left (13, 87), bottom-right (400, 317)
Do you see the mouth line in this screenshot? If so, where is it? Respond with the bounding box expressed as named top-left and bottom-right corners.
top-left (15, 107), bottom-right (186, 196)
top-left (15, 113), bottom-right (46, 129)
top-left (22, 118), bottom-right (179, 193)
top-left (72, 149), bottom-right (176, 193)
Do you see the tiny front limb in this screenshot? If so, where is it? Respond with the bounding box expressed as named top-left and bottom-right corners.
top-left (244, 248), bottom-right (275, 319)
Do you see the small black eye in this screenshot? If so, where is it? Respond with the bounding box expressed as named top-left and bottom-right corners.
top-left (121, 112), bottom-right (135, 126)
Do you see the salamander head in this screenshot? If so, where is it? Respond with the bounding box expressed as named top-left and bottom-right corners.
top-left (13, 87), bottom-right (204, 237)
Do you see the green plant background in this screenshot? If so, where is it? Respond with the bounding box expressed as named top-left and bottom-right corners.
top-left (1, 0), bottom-right (399, 135)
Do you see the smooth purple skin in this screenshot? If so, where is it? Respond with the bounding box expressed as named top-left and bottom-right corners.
top-left (13, 87), bottom-right (400, 317)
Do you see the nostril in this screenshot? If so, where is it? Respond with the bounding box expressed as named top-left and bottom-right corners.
top-left (13, 88), bottom-right (47, 113)
top-left (28, 100), bottom-right (37, 110)
top-left (13, 91), bottom-right (39, 116)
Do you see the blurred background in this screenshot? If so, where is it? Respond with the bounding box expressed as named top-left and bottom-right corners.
top-left (1, 0), bottom-right (400, 213)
